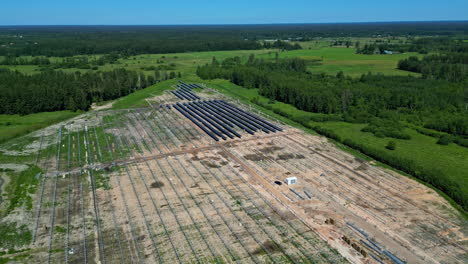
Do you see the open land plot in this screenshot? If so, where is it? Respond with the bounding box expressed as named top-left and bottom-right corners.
top-left (257, 47), bottom-right (421, 76)
top-left (0, 49), bottom-right (276, 78)
top-left (0, 85), bottom-right (466, 263)
top-left (0, 45), bottom-right (419, 79)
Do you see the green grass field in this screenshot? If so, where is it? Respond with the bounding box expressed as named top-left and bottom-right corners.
top-left (257, 47), bottom-right (421, 76)
top-left (112, 79), bottom-right (181, 109)
top-left (111, 49), bottom-right (275, 78)
top-left (0, 65), bottom-right (41, 75)
top-left (0, 49), bottom-right (275, 77)
top-left (0, 45), bottom-right (420, 78)
top-left (0, 111), bottom-right (81, 143)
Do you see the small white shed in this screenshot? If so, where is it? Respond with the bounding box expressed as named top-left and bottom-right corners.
top-left (285, 177), bottom-right (298, 185)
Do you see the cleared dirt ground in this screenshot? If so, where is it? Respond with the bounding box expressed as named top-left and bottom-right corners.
top-left (4, 87), bottom-right (467, 263)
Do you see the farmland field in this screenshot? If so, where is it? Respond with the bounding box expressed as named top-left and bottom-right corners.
top-left (257, 47), bottom-right (421, 76)
top-left (0, 45), bottom-right (421, 78)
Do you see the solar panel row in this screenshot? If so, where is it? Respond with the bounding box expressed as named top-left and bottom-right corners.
top-left (173, 100), bottom-right (282, 141)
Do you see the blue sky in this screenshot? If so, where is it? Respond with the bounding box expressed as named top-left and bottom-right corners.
top-left (2, 0), bottom-right (467, 25)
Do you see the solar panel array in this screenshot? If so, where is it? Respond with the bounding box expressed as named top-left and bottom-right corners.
top-left (171, 81), bottom-right (203, 100)
top-left (173, 100), bottom-right (282, 141)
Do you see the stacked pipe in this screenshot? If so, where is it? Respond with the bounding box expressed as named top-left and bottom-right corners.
top-left (172, 99), bottom-right (283, 141)
top-left (289, 189), bottom-right (305, 200)
top-left (346, 222), bottom-right (369, 237)
top-left (360, 239), bottom-right (382, 254)
top-left (383, 251), bottom-right (405, 264)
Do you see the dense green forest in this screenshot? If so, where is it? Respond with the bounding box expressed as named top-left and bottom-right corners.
top-left (0, 68), bottom-right (160, 114)
top-left (398, 54), bottom-right (467, 81)
top-left (0, 27), bottom-right (298, 57)
top-left (0, 22), bottom-right (466, 56)
top-left (197, 56), bottom-right (468, 210)
top-left (388, 38), bottom-right (468, 81)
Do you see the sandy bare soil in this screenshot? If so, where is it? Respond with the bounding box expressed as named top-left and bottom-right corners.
top-left (3, 89), bottom-right (467, 263)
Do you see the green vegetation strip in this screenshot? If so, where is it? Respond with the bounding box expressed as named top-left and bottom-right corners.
top-left (0, 223), bottom-right (32, 249)
top-left (112, 79), bottom-right (179, 109)
top-left (0, 111), bottom-right (80, 143)
top-left (2, 165), bottom-right (42, 215)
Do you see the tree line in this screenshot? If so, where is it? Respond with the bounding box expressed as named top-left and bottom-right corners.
top-left (0, 29), bottom-right (296, 57)
top-left (357, 37), bottom-right (468, 55)
top-left (394, 38), bottom-right (468, 82)
top-left (398, 53), bottom-right (468, 82)
top-left (0, 68), bottom-right (163, 115)
top-left (197, 56), bottom-right (467, 136)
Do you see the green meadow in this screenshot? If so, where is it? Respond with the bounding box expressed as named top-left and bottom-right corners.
top-left (112, 79), bottom-right (181, 109)
top-left (0, 111), bottom-right (81, 143)
top-left (0, 44), bottom-right (420, 78)
top-left (257, 47), bottom-right (421, 76)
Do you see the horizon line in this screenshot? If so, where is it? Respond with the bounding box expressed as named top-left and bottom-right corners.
top-left (1, 20), bottom-right (467, 27)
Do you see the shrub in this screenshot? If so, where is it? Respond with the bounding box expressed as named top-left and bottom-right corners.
top-left (415, 127), bottom-right (444, 138)
top-left (361, 119), bottom-right (411, 140)
top-left (386, 141), bottom-right (396, 150)
top-left (454, 137), bottom-right (468, 148)
top-left (312, 126), bottom-right (342, 142)
top-left (437, 135), bottom-right (452, 145)
top-left (374, 131), bottom-right (385, 138)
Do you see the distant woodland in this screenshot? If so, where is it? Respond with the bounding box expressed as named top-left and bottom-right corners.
top-left (0, 26), bottom-right (305, 57)
top-left (0, 22), bottom-right (466, 56)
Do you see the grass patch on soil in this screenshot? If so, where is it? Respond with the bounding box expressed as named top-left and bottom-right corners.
top-left (112, 79), bottom-right (179, 109)
top-left (2, 165), bottom-right (41, 215)
top-left (0, 111), bottom-right (81, 144)
top-left (0, 223), bottom-right (32, 249)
